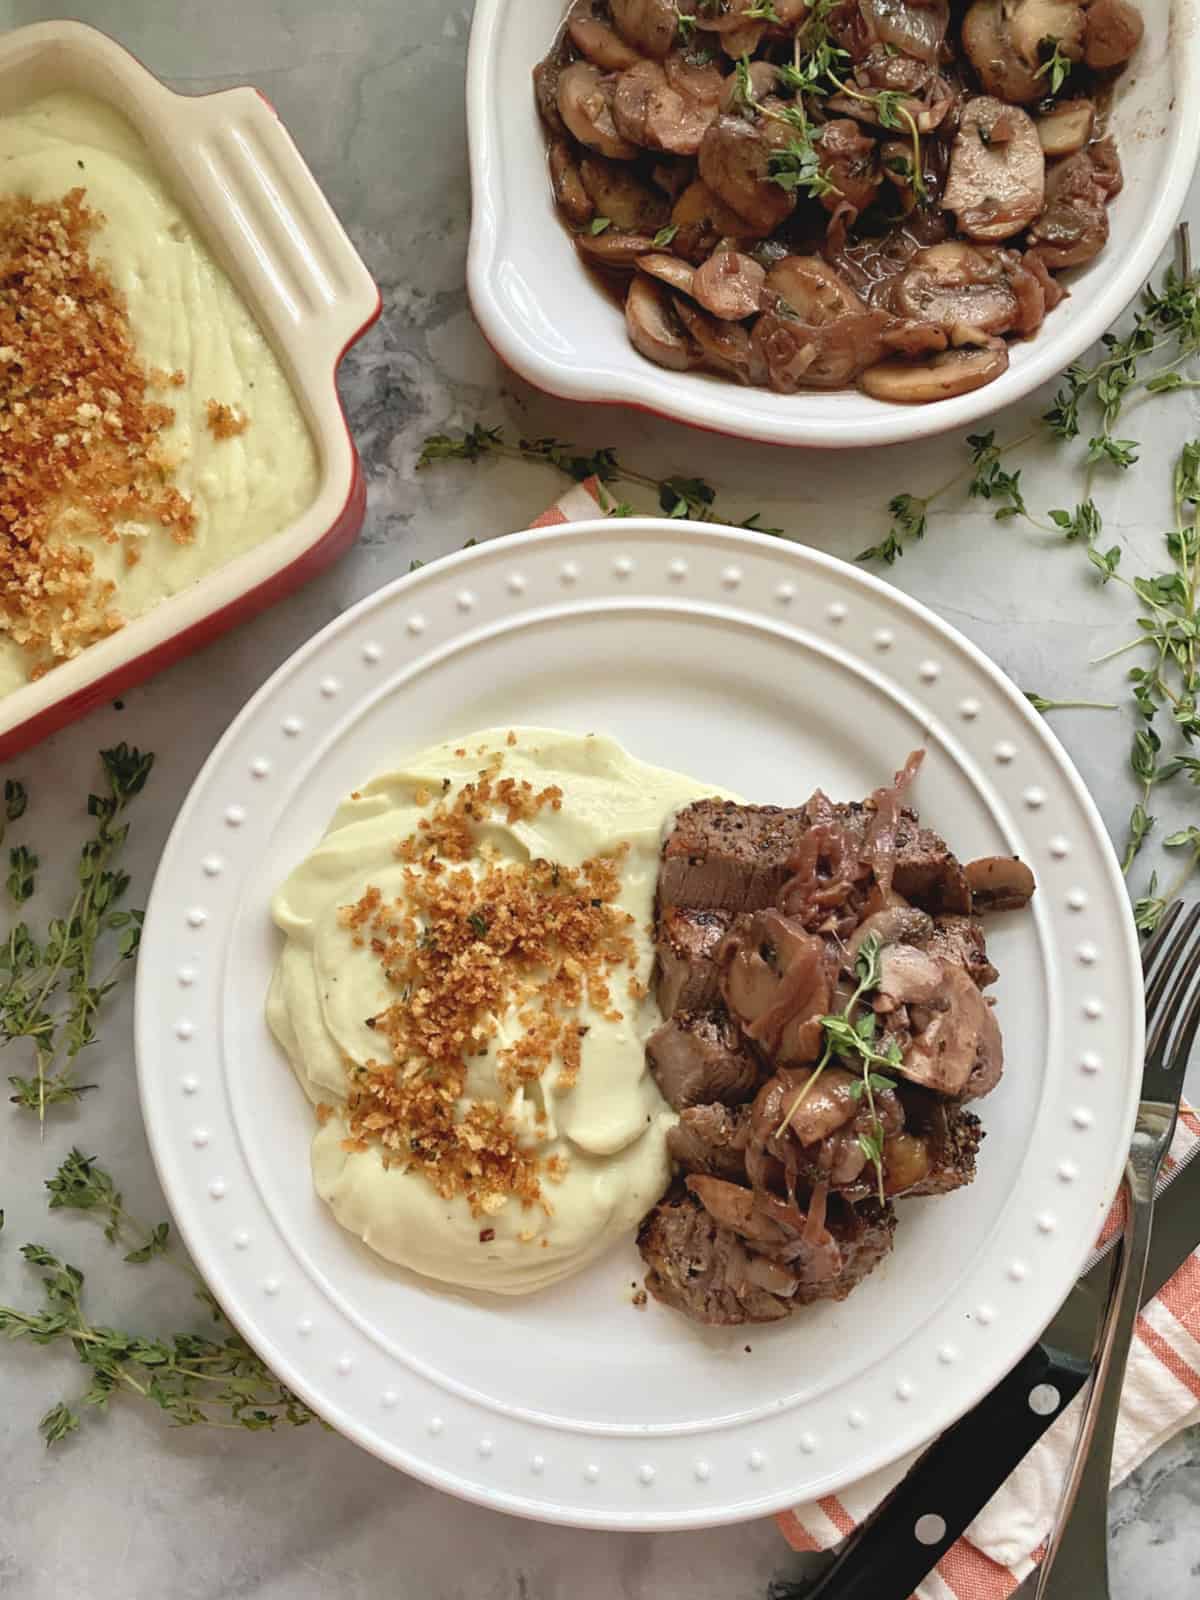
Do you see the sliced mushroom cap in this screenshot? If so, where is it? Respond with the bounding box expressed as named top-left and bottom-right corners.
top-left (671, 177), bottom-right (760, 236)
top-left (751, 256), bottom-right (891, 392)
top-left (698, 114), bottom-right (796, 233)
top-left (720, 909), bottom-right (833, 1064)
top-left (693, 249), bottom-right (766, 319)
top-left (859, 343), bottom-right (1010, 403)
top-left (816, 119), bottom-right (880, 217)
top-left (674, 296), bottom-right (761, 383)
top-left (964, 855), bottom-right (1036, 912)
top-left (578, 228), bottom-right (660, 267)
top-left (961, 0), bottom-right (1044, 103)
top-left (610, 0), bottom-right (679, 59)
top-left (720, 60), bottom-right (780, 112)
top-left (689, 0), bottom-right (768, 32)
top-left (568, 6), bottom-right (645, 71)
top-left (579, 155), bottom-right (671, 231)
top-left (766, 255), bottom-right (865, 321)
top-left (754, 306), bottom-right (892, 391)
top-left (1088, 137), bottom-right (1123, 200)
top-left (859, 0), bottom-right (951, 63)
top-left (893, 241), bottom-right (1020, 342)
top-left (613, 58), bottom-right (719, 155)
top-left (721, 18), bottom-right (768, 56)
top-left (549, 139), bottom-right (595, 225)
top-left (846, 905), bottom-right (935, 968)
top-left (876, 942), bottom-right (944, 1006)
top-left (664, 50), bottom-right (726, 105)
top-left (1036, 98), bottom-right (1095, 158)
top-left (942, 97), bottom-right (1045, 243)
top-left (558, 61), bottom-right (640, 159)
top-left (899, 960), bottom-right (1004, 1099)
top-left (1084, 0), bottom-right (1144, 68)
top-left (1026, 148), bottom-right (1111, 269)
top-left (764, 1067), bottom-right (862, 1147)
top-left (625, 274), bottom-right (701, 369)
top-left (636, 250), bottom-right (697, 295)
top-left (533, 58), bottom-right (566, 135)
top-left (1003, 0), bottom-right (1085, 70)
top-left (669, 177), bottom-right (763, 262)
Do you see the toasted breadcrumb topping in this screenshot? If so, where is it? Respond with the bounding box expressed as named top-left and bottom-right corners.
top-left (334, 754), bottom-right (639, 1218)
top-left (205, 399), bottom-right (250, 439)
top-left (0, 189), bottom-right (202, 677)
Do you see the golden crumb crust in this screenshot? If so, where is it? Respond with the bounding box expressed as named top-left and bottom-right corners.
top-left (335, 755), bottom-right (639, 1218)
top-left (0, 189), bottom-right (247, 681)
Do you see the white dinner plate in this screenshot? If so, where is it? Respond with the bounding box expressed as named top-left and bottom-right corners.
top-left (136, 520), bottom-right (1142, 1530)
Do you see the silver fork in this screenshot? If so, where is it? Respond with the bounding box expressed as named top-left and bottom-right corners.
top-left (1035, 900), bottom-right (1200, 1600)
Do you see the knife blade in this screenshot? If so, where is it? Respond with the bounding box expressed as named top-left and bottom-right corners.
top-left (798, 1144), bottom-right (1200, 1600)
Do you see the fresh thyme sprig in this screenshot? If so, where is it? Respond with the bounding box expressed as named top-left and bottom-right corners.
top-left (417, 426), bottom-right (784, 534)
top-left (1024, 691), bottom-right (1118, 714)
top-left (859, 250), bottom-right (1200, 568)
top-left (0, 1150), bottom-right (321, 1442)
top-left (775, 933), bottom-right (901, 1203)
top-left (2, 745), bottom-right (153, 1126)
top-left (1034, 37), bottom-right (1073, 96)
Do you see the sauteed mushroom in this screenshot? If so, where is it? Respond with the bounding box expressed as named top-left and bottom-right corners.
top-left (942, 98), bottom-right (1045, 243)
top-left (859, 344), bottom-right (1010, 402)
top-left (558, 61), bottom-right (639, 158)
top-left (536, 0), bottom-right (1141, 404)
top-left (964, 856), bottom-right (1037, 912)
top-left (625, 274), bottom-right (700, 368)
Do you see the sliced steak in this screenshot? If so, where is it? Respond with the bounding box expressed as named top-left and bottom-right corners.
top-left (890, 812), bottom-right (971, 914)
top-left (795, 1197), bottom-right (897, 1305)
top-left (638, 1184), bottom-right (795, 1324)
top-left (660, 800), bottom-right (809, 912)
top-left (647, 1011), bottom-right (760, 1110)
top-left (660, 797), bottom-right (969, 917)
top-left (668, 1102), bottom-right (752, 1179)
top-left (655, 906), bottom-right (732, 1014)
top-left (926, 915), bottom-right (998, 989)
top-left (638, 1185), bottom-right (896, 1325)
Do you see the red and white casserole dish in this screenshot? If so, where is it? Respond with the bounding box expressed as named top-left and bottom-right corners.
top-left (0, 21), bottom-right (381, 760)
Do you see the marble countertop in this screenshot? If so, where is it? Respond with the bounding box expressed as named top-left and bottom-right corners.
top-left (2, 0), bottom-right (1199, 1595)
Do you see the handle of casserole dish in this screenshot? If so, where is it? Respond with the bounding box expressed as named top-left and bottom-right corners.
top-left (139, 79), bottom-right (379, 380)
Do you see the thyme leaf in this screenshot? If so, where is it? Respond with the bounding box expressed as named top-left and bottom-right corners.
top-left (2, 745), bottom-right (153, 1126)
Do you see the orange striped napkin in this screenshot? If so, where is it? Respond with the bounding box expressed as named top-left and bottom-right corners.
top-left (779, 1109), bottom-right (1200, 1600)
top-left (531, 477), bottom-right (1200, 1600)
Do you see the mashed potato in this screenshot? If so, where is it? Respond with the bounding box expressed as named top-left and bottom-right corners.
top-left (268, 729), bottom-right (725, 1294)
top-left (0, 90), bottom-right (318, 692)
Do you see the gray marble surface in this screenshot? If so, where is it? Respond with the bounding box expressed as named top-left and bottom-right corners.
top-left (1, 0), bottom-right (1199, 1595)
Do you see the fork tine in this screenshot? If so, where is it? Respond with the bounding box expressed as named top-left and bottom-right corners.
top-left (1141, 899), bottom-right (1184, 975)
top-left (1144, 903), bottom-right (1200, 1027)
top-left (1165, 956), bottom-right (1200, 1076)
top-left (1146, 907), bottom-right (1200, 1064)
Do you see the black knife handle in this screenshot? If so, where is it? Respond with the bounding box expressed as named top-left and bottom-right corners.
top-left (800, 1342), bottom-right (1092, 1600)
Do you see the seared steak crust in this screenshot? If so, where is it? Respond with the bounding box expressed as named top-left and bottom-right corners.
top-left (638, 1185), bottom-right (896, 1324)
top-left (660, 798), bottom-right (970, 917)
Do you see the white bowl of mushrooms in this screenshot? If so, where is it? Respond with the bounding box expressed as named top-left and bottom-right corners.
top-left (467, 0), bottom-right (1200, 448)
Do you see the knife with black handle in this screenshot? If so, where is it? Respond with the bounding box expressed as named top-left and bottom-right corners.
top-left (798, 1147), bottom-right (1200, 1600)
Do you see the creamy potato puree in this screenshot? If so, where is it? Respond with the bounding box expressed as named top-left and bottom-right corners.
top-left (268, 730), bottom-right (725, 1294)
top-left (0, 91), bottom-right (318, 694)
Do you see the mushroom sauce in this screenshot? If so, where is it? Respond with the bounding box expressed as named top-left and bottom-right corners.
top-left (534, 0), bottom-right (1143, 404)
